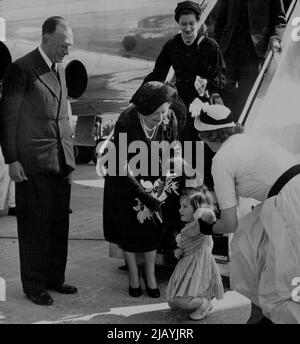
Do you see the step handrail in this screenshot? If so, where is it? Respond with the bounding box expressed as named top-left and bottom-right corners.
top-left (239, 0), bottom-right (297, 126)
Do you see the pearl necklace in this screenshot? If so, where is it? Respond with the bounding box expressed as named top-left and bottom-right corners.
top-left (139, 115), bottom-right (157, 140)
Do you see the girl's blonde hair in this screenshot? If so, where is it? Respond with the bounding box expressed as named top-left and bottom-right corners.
top-left (181, 185), bottom-right (218, 215)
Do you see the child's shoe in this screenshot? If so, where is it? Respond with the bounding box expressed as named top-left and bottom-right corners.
top-left (189, 299), bottom-right (213, 321)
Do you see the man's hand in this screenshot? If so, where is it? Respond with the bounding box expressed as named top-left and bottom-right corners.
top-left (9, 161), bottom-right (28, 183)
top-left (269, 37), bottom-right (281, 53)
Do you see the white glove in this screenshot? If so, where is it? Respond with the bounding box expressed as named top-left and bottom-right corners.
top-left (194, 76), bottom-right (207, 97)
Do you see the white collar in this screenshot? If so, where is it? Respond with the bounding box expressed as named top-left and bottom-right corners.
top-left (38, 45), bottom-right (54, 70)
top-left (181, 33), bottom-right (197, 46)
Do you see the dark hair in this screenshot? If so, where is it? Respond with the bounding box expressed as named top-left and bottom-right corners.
top-left (174, 1), bottom-right (202, 22)
top-left (176, 8), bottom-right (201, 22)
top-left (181, 185), bottom-right (218, 214)
top-left (42, 16), bottom-right (66, 35)
top-left (200, 124), bottom-right (244, 143)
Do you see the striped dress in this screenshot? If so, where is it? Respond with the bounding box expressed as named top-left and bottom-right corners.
top-left (166, 230), bottom-right (224, 301)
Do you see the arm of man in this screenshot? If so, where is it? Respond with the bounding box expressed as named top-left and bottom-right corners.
top-left (0, 63), bottom-right (28, 182)
top-left (211, 0), bottom-right (228, 44)
top-left (205, 39), bottom-right (227, 92)
top-left (269, 0), bottom-right (287, 52)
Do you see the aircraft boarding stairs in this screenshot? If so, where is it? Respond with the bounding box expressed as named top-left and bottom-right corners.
top-left (157, 0), bottom-right (300, 274)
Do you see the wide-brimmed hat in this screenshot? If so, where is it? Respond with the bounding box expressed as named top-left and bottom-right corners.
top-left (131, 81), bottom-right (176, 116)
top-left (191, 98), bottom-right (235, 131)
top-left (175, 1), bottom-right (202, 22)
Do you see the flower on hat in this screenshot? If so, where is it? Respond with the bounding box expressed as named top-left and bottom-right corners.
top-left (189, 98), bottom-right (209, 118)
top-left (191, 98), bottom-right (234, 132)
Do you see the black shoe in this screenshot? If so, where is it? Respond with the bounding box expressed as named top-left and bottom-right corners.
top-left (146, 286), bottom-right (160, 298)
top-left (48, 283), bottom-right (78, 294)
top-left (129, 286), bottom-right (142, 297)
top-left (26, 291), bottom-right (53, 306)
top-left (141, 274), bottom-right (160, 298)
top-left (7, 207), bottom-right (16, 216)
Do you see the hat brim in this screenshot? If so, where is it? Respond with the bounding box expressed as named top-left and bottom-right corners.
top-left (194, 117), bottom-right (235, 131)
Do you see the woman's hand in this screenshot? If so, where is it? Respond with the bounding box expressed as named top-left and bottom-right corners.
top-left (194, 76), bottom-right (207, 97)
top-left (138, 191), bottom-right (161, 213)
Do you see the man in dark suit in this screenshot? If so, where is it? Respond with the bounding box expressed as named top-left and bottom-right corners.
top-left (214, 0), bottom-right (286, 122)
top-left (0, 16), bottom-right (77, 305)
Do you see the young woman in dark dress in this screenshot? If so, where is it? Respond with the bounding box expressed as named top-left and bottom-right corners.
top-left (103, 82), bottom-right (180, 298)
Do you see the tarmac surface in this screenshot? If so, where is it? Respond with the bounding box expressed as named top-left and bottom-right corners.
top-left (0, 163), bottom-right (251, 324)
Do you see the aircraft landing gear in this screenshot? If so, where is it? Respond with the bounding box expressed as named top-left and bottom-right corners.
top-left (74, 146), bottom-right (95, 164)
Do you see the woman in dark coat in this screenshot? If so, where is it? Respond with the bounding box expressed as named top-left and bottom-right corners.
top-left (103, 82), bottom-right (179, 298)
top-left (143, 1), bottom-right (226, 187)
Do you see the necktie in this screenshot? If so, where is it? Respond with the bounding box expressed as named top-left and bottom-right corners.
top-left (51, 63), bottom-right (59, 80)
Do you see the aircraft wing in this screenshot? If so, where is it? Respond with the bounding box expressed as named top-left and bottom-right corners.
top-left (1, 0), bottom-right (216, 116)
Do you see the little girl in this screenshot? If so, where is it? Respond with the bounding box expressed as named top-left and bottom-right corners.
top-left (166, 186), bottom-right (224, 320)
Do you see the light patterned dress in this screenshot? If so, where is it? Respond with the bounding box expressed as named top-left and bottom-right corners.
top-left (166, 224), bottom-right (224, 301)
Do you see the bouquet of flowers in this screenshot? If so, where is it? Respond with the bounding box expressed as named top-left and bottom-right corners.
top-left (133, 177), bottom-right (179, 225)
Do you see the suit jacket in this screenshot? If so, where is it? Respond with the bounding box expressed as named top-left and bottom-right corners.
top-left (0, 48), bottom-right (75, 175)
top-left (214, 0), bottom-right (286, 57)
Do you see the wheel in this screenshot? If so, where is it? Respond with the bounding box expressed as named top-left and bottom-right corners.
top-left (74, 146), bottom-right (93, 164)
top-left (91, 147), bottom-right (98, 165)
top-left (122, 35), bottom-right (137, 51)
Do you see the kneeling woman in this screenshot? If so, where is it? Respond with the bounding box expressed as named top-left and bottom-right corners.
top-left (103, 82), bottom-right (179, 298)
top-left (191, 101), bottom-right (300, 324)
